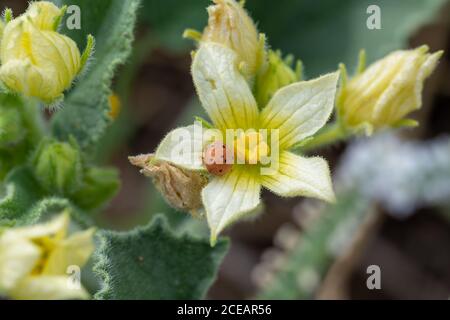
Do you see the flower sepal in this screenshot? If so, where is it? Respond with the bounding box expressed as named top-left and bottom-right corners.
top-left (129, 154), bottom-right (208, 217)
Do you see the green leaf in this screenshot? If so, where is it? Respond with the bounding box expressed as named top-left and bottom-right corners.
top-left (246, 0), bottom-right (446, 77)
top-left (94, 216), bottom-right (229, 299)
top-left (0, 166), bottom-right (93, 227)
top-left (23, 197), bottom-right (93, 228)
top-left (0, 167), bottom-right (45, 225)
top-left (51, 0), bottom-right (141, 151)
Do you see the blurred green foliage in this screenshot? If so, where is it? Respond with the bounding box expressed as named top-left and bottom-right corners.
top-left (258, 190), bottom-right (371, 299)
top-left (139, 0), bottom-right (446, 76)
top-left (247, 0), bottom-right (446, 76)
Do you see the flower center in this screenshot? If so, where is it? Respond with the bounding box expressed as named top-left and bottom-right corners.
top-left (234, 131), bottom-right (270, 165)
top-left (30, 237), bottom-right (56, 275)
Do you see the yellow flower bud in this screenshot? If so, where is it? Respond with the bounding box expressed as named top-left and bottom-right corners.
top-left (0, 2), bottom-right (91, 103)
top-left (201, 0), bottom-right (266, 78)
top-left (0, 212), bottom-right (95, 300)
top-left (26, 1), bottom-right (64, 30)
top-left (255, 50), bottom-right (301, 107)
top-left (338, 46), bottom-right (443, 133)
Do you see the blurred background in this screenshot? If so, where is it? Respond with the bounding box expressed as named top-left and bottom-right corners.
top-left (2, 0), bottom-right (450, 299)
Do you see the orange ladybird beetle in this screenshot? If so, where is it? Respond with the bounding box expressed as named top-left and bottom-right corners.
top-left (203, 142), bottom-right (234, 176)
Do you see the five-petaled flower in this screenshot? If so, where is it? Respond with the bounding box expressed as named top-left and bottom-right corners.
top-left (0, 212), bottom-right (95, 300)
top-left (154, 43), bottom-right (339, 244)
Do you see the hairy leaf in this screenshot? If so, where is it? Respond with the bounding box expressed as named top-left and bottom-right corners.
top-left (51, 0), bottom-right (140, 151)
top-left (94, 216), bottom-right (229, 299)
top-left (0, 167), bottom-right (45, 226)
top-left (0, 168), bottom-right (92, 227)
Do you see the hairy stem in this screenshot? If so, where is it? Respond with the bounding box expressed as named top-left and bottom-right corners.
top-left (300, 122), bottom-right (348, 152)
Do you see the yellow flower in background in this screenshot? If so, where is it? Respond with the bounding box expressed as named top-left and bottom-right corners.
top-left (108, 94), bottom-right (122, 120)
top-left (187, 0), bottom-right (266, 80)
top-left (0, 1), bottom-right (93, 103)
top-left (0, 212), bottom-right (95, 300)
top-left (154, 43), bottom-right (338, 244)
top-left (338, 46), bottom-right (443, 134)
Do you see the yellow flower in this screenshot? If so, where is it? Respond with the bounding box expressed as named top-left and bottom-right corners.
top-left (0, 212), bottom-right (95, 300)
top-left (198, 0), bottom-right (266, 79)
top-left (338, 46), bottom-right (443, 133)
top-left (154, 43), bottom-right (338, 244)
top-left (0, 2), bottom-right (93, 103)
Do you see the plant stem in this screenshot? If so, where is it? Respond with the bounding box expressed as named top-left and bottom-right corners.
top-left (300, 122), bottom-right (348, 152)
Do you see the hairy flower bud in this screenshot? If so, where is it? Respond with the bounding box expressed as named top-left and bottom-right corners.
top-left (30, 138), bottom-right (82, 195)
top-left (0, 94), bottom-right (28, 149)
top-left (129, 154), bottom-right (208, 216)
top-left (26, 1), bottom-right (63, 30)
top-left (255, 50), bottom-right (301, 107)
top-left (338, 46), bottom-right (443, 133)
top-left (72, 167), bottom-right (120, 210)
top-left (0, 107), bottom-right (25, 149)
top-left (201, 0), bottom-right (266, 79)
top-left (0, 2), bottom-right (92, 103)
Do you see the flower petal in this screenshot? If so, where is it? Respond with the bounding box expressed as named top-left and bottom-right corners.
top-left (155, 124), bottom-right (207, 170)
top-left (9, 212), bottom-right (70, 241)
top-left (202, 166), bottom-right (261, 244)
top-left (0, 237), bottom-right (41, 292)
top-left (43, 228), bottom-right (95, 275)
top-left (9, 276), bottom-right (89, 300)
top-left (261, 151), bottom-right (335, 202)
top-left (374, 48), bottom-right (442, 125)
top-left (260, 72), bottom-right (339, 149)
top-left (192, 42), bottom-right (259, 131)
